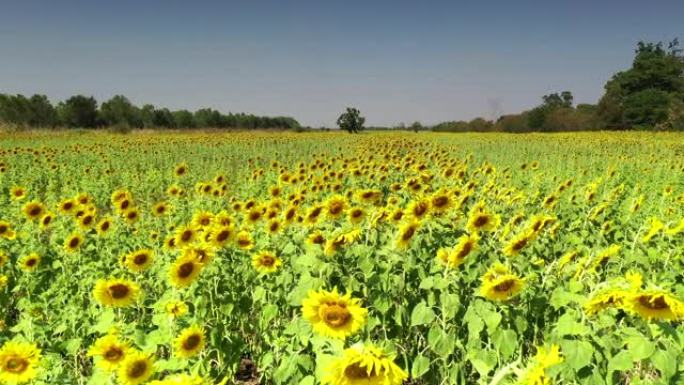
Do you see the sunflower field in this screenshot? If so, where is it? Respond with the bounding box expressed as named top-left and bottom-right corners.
top-left (0, 130), bottom-right (683, 385)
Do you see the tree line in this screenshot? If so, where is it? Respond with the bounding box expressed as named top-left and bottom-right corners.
top-left (0, 94), bottom-right (300, 130)
top-left (431, 39), bottom-right (684, 132)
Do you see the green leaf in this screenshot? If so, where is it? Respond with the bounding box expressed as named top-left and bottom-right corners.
top-left (559, 339), bottom-right (594, 371)
top-left (492, 329), bottom-right (517, 360)
top-left (554, 311), bottom-right (590, 337)
top-left (468, 349), bottom-right (497, 376)
top-left (650, 350), bottom-right (677, 380)
top-left (428, 326), bottom-right (455, 358)
top-left (410, 301), bottom-right (436, 326)
top-left (411, 354), bottom-right (430, 378)
top-left (298, 376), bottom-right (315, 385)
top-left (607, 351), bottom-right (633, 373)
top-left (626, 336), bottom-right (655, 360)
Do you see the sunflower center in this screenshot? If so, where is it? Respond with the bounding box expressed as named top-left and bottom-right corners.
top-left (238, 237), bottom-right (251, 247)
top-left (493, 279), bottom-right (515, 292)
top-left (456, 242), bottom-right (472, 259)
top-left (134, 254), bottom-right (148, 265)
top-left (128, 360), bottom-right (148, 378)
top-left (100, 222), bottom-right (110, 231)
top-left (329, 203), bottom-right (343, 215)
top-left (26, 258), bottom-right (38, 267)
top-left (413, 204), bottom-right (427, 216)
top-left (69, 238), bottom-right (80, 248)
top-left (216, 230), bottom-right (230, 242)
top-left (344, 363), bottom-right (376, 379)
top-left (260, 256), bottom-right (275, 267)
top-left (351, 210), bottom-right (362, 218)
top-left (120, 201), bottom-right (130, 210)
top-left (29, 207), bottom-right (41, 216)
top-left (5, 357), bottom-right (29, 373)
top-left (322, 304), bottom-right (351, 327)
top-left (312, 235), bottom-right (325, 244)
top-left (638, 295), bottom-right (669, 310)
top-left (512, 239), bottom-right (527, 251)
top-left (109, 284), bottom-right (130, 299)
top-left (473, 215), bottom-right (489, 227)
top-left (182, 334), bottom-right (201, 350)
top-left (82, 216), bottom-right (93, 225)
top-left (269, 222), bottom-right (279, 232)
top-left (104, 347), bottom-right (124, 362)
top-left (433, 196), bottom-right (448, 207)
top-left (178, 262), bottom-right (195, 278)
top-left (402, 226), bottom-right (416, 241)
top-left (181, 231), bottom-right (193, 242)
top-left (0, 225), bottom-right (7, 233)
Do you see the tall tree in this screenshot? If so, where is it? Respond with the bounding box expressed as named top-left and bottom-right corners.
top-left (336, 107), bottom-right (365, 133)
top-left (57, 95), bottom-right (98, 128)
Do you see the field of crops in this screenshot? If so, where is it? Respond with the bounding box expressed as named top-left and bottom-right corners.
top-left (0, 130), bottom-right (682, 385)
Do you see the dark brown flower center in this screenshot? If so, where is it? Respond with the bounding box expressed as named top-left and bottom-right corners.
top-left (109, 284), bottom-right (130, 299)
top-left (104, 347), bottom-right (124, 362)
top-left (493, 279), bottom-right (515, 292)
top-left (344, 363), bottom-right (376, 379)
top-left (5, 357), bottom-right (29, 373)
top-left (474, 215), bottom-right (489, 227)
top-left (182, 334), bottom-right (201, 350)
top-left (638, 295), bottom-right (669, 310)
top-left (402, 226), bottom-right (416, 241)
top-left (178, 262), bottom-right (195, 278)
top-left (181, 230), bottom-right (193, 242)
top-left (69, 238), bottom-right (80, 248)
top-left (128, 360), bottom-right (147, 378)
top-left (323, 304), bottom-right (351, 327)
top-left (133, 254), bottom-right (148, 265)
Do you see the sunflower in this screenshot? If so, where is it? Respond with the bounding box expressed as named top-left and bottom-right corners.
top-left (306, 231), bottom-right (326, 248)
top-left (626, 289), bottom-right (684, 321)
top-left (438, 233), bottom-right (478, 268)
top-left (305, 205), bottom-right (324, 225)
top-left (347, 207), bottom-right (366, 225)
top-left (151, 202), bottom-right (171, 217)
top-left (165, 300), bottom-right (188, 318)
top-left (18, 253), bottom-right (41, 272)
top-left (0, 275), bottom-right (7, 290)
top-left (9, 186), bottom-right (27, 201)
top-left (466, 205), bottom-right (501, 234)
top-left (583, 289), bottom-right (629, 316)
top-left (191, 211), bottom-right (214, 229)
top-left (116, 198), bottom-right (134, 214)
top-left (174, 225), bottom-right (198, 248)
top-left (123, 208), bottom-right (141, 225)
top-left (302, 288), bottom-right (367, 340)
top-left (22, 201), bottom-right (45, 221)
top-left (0, 253), bottom-right (7, 268)
top-left (517, 345), bottom-right (563, 385)
top-left (78, 212), bottom-right (96, 229)
top-left (117, 351), bottom-right (154, 385)
top-left (591, 244), bottom-right (620, 271)
top-left (64, 233), bottom-right (84, 253)
top-left (39, 212), bottom-right (54, 229)
top-left (356, 189), bottom-right (382, 205)
top-left (245, 206), bottom-right (264, 225)
top-left (641, 217), bottom-right (664, 243)
top-left (183, 244), bottom-right (215, 265)
top-left (210, 225), bottom-right (234, 248)
top-left (325, 195), bottom-right (347, 219)
top-left (407, 199), bottom-right (430, 221)
top-left (0, 221), bottom-right (12, 238)
top-left (265, 218), bottom-right (282, 235)
top-left (395, 220), bottom-right (420, 250)
top-left (235, 230), bottom-right (254, 250)
top-left (110, 189), bottom-right (132, 204)
top-left (666, 219), bottom-right (684, 236)
top-left (87, 334), bottom-right (131, 371)
top-left (502, 231), bottom-right (534, 257)
top-left (96, 217), bottom-right (114, 236)
top-left (429, 190), bottom-right (453, 214)
top-left (124, 249), bottom-right (154, 273)
top-left (322, 343), bottom-right (407, 385)
top-left (168, 254), bottom-right (204, 288)
top-left (0, 340), bottom-right (42, 384)
top-left (479, 263), bottom-right (525, 302)
top-left (252, 251), bottom-right (282, 274)
top-left (174, 163), bottom-right (188, 177)
top-left (93, 278), bottom-right (140, 307)
top-left (174, 325), bottom-right (205, 358)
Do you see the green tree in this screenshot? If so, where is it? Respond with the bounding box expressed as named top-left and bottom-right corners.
top-left (336, 107), bottom-right (365, 133)
top-left (57, 95), bottom-right (98, 128)
top-left (100, 95), bottom-right (142, 128)
top-left (598, 39), bottom-right (684, 128)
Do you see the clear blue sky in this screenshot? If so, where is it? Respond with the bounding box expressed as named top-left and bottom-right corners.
top-left (1, 0), bottom-right (682, 127)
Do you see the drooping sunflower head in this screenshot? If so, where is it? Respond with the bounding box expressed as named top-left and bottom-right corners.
top-left (124, 249), bottom-right (154, 273)
top-left (18, 253), bottom-right (41, 272)
top-left (117, 350), bottom-right (154, 385)
top-left (174, 325), bottom-right (205, 358)
top-left (251, 251), bottom-right (282, 274)
top-left (0, 340), bottom-right (42, 384)
top-left (627, 289), bottom-right (684, 321)
top-left (168, 254), bottom-right (204, 289)
top-left (22, 201), bottom-right (46, 221)
top-left (64, 233), bottom-right (85, 253)
top-left (87, 334), bottom-right (131, 371)
top-left (93, 278), bottom-right (140, 307)
top-left (480, 263), bottom-right (525, 302)
top-left (583, 289), bottom-right (629, 316)
top-left (321, 343), bottom-right (407, 385)
top-left (302, 288), bottom-right (368, 340)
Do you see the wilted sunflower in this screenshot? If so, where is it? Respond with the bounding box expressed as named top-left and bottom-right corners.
top-left (87, 334), bottom-right (131, 371)
top-left (124, 249), bottom-right (154, 273)
top-left (168, 254), bottom-right (204, 288)
top-left (93, 278), bottom-right (140, 307)
top-left (235, 230), bottom-right (254, 250)
top-left (626, 289), bottom-right (684, 321)
top-left (18, 253), bottom-right (41, 272)
top-left (302, 288), bottom-right (368, 340)
top-left (22, 201), bottom-right (46, 221)
top-left (251, 251), bottom-right (282, 274)
top-left (174, 325), bottom-right (205, 358)
top-left (479, 263), bottom-right (525, 302)
top-left (117, 350), bottom-right (154, 385)
top-left (322, 343), bottom-right (407, 385)
top-left (64, 233), bottom-right (84, 253)
top-left (395, 220), bottom-right (420, 249)
top-left (9, 186), bottom-right (27, 201)
top-left (0, 340), bottom-right (42, 384)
